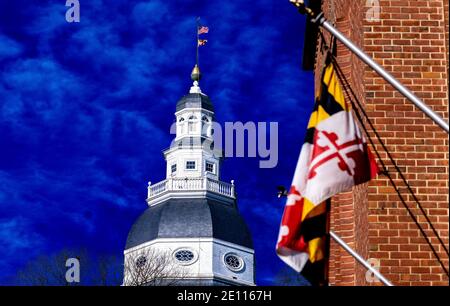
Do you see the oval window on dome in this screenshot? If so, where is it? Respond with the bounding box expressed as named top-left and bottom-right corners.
top-left (174, 249), bottom-right (195, 264)
top-left (224, 253), bottom-right (244, 272)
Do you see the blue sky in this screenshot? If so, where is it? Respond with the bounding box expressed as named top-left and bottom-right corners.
top-left (0, 0), bottom-right (314, 285)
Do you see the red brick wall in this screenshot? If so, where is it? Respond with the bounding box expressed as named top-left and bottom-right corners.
top-left (444, 0), bottom-right (449, 86)
top-left (315, 0), bottom-right (449, 286)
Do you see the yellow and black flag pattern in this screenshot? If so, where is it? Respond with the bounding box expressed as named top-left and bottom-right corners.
top-left (197, 39), bottom-right (207, 47)
top-left (276, 62), bottom-right (379, 286)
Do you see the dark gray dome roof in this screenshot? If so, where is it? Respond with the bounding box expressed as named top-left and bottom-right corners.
top-left (176, 93), bottom-right (214, 112)
top-left (125, 198), bottom-right (253, 250)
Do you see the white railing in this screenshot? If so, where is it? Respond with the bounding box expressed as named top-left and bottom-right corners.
top-left (147, 177), bottom-right (235, 199)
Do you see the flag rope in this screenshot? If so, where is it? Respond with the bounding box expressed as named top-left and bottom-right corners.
top-left (329, 53), bottom-right (450, 277)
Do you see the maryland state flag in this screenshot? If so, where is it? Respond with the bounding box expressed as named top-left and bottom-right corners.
top-left (276, 61), bottom-right (379, 285)
top-left (198, 39), bottom-right (208, 46)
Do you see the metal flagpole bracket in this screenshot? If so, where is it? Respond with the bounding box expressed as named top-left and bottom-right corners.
top-left (310, 12), bottom-right (325, 25)
top-left (289, 0), bottom-right (450, 133)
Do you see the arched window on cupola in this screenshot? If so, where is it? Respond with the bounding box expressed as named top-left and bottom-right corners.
top-left (188, 115), bottom-right (197, 133)
top-left (178, 117), bottom-right (185, 134)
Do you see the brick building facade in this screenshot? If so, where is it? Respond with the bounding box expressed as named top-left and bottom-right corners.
top-left (303, 0), bottom-right (449, 286)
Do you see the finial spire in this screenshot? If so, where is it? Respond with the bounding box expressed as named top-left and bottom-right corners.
top-left (191, 64), bottom-right (201, 81)
top-left (190, 65), bottom-right (202, 93)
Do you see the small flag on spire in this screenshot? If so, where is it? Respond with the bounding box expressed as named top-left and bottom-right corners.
top-left (198, 39), bottom-right (208, 47)
top-left (195, 18), bottom-right (208, 66)
top-left (198, 26), bottom-right (209, 35)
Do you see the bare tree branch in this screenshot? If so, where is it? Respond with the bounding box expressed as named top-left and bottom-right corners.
top-left (123, 248), bottom-right (188, 286)
top-left (13, 248), bottom-right (123, 286)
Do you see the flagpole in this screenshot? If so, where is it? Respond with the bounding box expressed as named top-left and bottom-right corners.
top-left (330, 231), bottom-right (394, 286)
top-left (196, 17), bottom-right (200, 67)
top-left (289, 0), bottom-right (449, 134)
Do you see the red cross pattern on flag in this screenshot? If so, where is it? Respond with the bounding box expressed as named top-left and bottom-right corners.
top-left (298, 110), bottom-right (378, 205)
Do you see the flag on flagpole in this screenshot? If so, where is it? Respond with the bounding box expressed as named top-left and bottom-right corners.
top-left (198, 26), bottom-right (209, 34)
top-left (276, 61), bottom-right (379, 285)
top-left (198, 39), bottom-right (208, 46)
